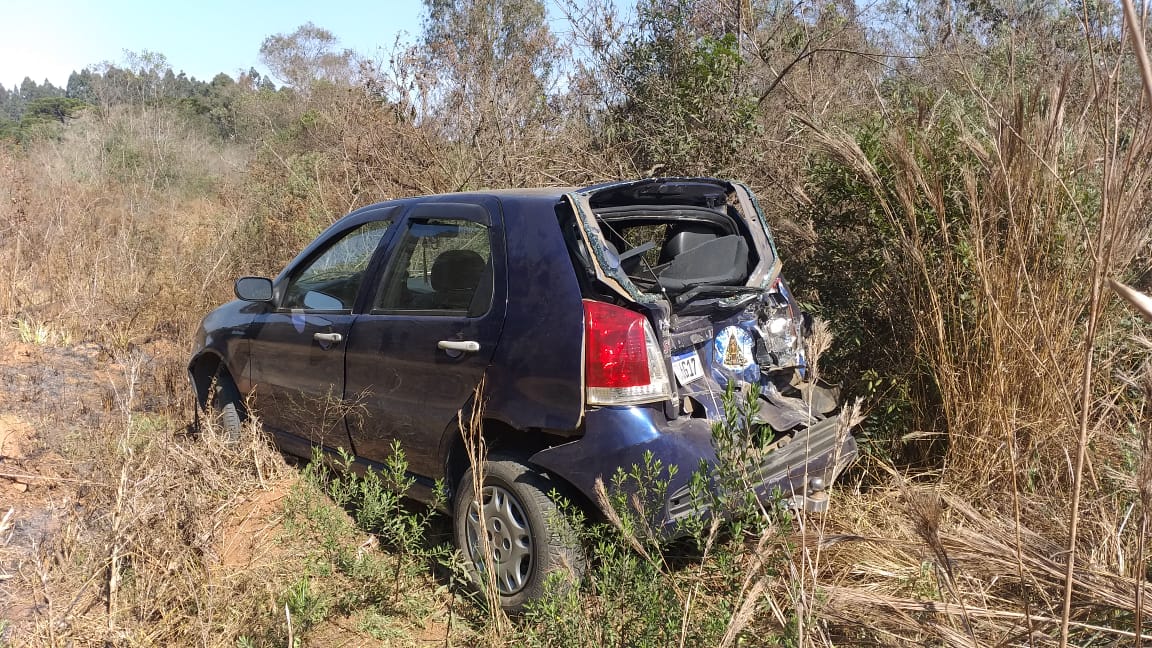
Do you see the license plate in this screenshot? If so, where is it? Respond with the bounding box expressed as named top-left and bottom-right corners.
top-left (672, 349), bottom-right (704, 386)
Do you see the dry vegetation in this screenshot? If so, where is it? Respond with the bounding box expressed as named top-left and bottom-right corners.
top-left (2, 0), bottom-right (1152, 645)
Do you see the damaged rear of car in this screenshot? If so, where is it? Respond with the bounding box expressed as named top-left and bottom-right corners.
top-left (530, 177), bottom-right (856, 527)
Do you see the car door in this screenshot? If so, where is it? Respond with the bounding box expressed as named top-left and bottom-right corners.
top-left (344, 200), bottom-right (507, 478)
top-left (248, 218), bottom-right (395, 450)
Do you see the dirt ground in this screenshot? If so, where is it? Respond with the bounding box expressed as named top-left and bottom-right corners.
top-left (0, 333), bottom-right (459, 647)
top-left (0, 336), bottom-right (297, 638)
top-left (0, 339), bottom-right (113, 623)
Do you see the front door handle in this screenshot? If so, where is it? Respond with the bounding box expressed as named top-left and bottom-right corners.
top-left (438, 340), bottom-right (480, 353)
top-left (314, 332), bottom-right (344, 344)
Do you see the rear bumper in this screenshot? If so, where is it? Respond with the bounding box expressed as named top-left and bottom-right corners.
top-left (528, 406), bottom-right (857, 533)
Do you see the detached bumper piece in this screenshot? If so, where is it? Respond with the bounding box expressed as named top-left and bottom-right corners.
top-left (666, 416), bottom-right (857, 524)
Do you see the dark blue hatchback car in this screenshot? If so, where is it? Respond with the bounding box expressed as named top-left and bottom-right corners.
top-left (190, 177), bottom-right (857, 608)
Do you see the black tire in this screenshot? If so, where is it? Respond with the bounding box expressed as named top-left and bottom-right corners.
top-left (208, 372), bottom-right (244, 444)
top-left (452, 454), bottom-right (584, 611)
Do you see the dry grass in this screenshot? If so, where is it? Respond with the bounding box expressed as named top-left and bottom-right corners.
top-left (2, 12), bottom-right (1151, 645)
top-left (457, 379), bottom-right (513, 638)
top-left (795, 31), bottom-right (1152, 644)
top-left (0, 106), bottom-right (250, 354)
top-left (806, 75), bottom-right (1151, 489)
top-left (813, 482), bottom-right (1152, 645)
top-left (0, 337), bottom-right (467, 646)
top-left (0, 344), bottom-right (297, 645)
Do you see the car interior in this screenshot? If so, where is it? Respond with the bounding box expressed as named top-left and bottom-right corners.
top-left (595, 204), bottom-right (754, 295)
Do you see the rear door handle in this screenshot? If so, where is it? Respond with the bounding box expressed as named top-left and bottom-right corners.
top-left (313, 332), bottom-right (344, 344)
top-left (438, 340), bottom-right (480, 353)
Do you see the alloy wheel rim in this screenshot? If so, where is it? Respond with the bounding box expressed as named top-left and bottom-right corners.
top-left (464, 484), bottom-right (534, 595)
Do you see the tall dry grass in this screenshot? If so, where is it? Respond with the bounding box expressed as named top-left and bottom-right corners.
top-left (0, 102), bottom-right (308, 645)
top-left (0, 347), bottom-right (297, 646)
top-left (809, 71), bottom-right (1152, 489)
top-left (0, 106), bottom-right (251, 354)
top-left (797, 28), bottom-right (1152, 644)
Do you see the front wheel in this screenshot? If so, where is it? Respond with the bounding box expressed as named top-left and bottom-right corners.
top-left (452, 455), bottom-right (584, 611)
top-left (206, 372), bottom-right (244, 443)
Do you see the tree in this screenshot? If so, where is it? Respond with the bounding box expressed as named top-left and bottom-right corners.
top-left (86, 51), bottom-right (170, 111)
top-left (122, 50), bottom-right (171, 105)
top-left (412, 0), bottom-right (563, 185)
top-left (160, 69), bottom-right (199, 99)
top-left (0, 84), bottom-right (12, 120)
top-left (259, 23), bottom-right (355, 89)
top-left (23, 96), bottom-right (85, 124)
top-left (18, 77), bottom-right (37, 101)
top-left (66, 69), bottom-right (97, 102)
top-left (423, 0), bottom-right (556, 75)
top-left (576, 0), bottom-right (759, 176)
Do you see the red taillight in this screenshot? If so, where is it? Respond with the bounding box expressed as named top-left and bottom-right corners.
top-left (583, 300), bottom-right (674, 406)
top-left (583, 300), bottom-right (650, 388)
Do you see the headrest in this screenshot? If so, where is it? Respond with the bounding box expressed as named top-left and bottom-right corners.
top-left (430, 249), bottom-right (486, 292)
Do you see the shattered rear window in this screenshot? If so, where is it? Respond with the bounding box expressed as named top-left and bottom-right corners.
top-left (567, 178), bottom-right (781, 306)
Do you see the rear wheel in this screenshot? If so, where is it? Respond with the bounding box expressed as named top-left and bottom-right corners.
top-left (452, 454), bottom-right (584, 611)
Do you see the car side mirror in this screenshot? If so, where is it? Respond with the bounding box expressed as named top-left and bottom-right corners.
top-left (235, 277), bottom-right (274, 302)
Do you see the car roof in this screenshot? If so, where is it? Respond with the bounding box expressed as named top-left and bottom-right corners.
top-left (343, 187), bottom-right (573, 218)
top-left (407, 178), bottom-right (729, 200)
top-left (395, 186), bottom-right (577, 202)
top-left (346, 177), bottom-right (733, 220)
top-left (470, 187), bottom-right (579, 197)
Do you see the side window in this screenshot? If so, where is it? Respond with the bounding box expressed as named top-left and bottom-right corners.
top-left (375, 218), bottom-right (492, 316)
top-left (281, 220), bottom-right (391, 311)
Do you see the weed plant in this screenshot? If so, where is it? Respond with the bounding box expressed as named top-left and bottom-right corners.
top-left (518, 385), bottom-right (825, 648)
top-left (277, 444), bottom-right (460, 645)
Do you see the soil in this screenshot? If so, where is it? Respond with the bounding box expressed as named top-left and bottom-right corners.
top-left (0, 337), bottom-right (165, 628)
top-left (0, 335), bottom-right (289, 625)
top-left (218, 478), bottom-right (294, 570)
top-left (0, 334), bottom-right (458, 646)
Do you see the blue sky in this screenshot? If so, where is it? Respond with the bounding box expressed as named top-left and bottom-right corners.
top-left (0, 0), bottom-right (428, 89)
